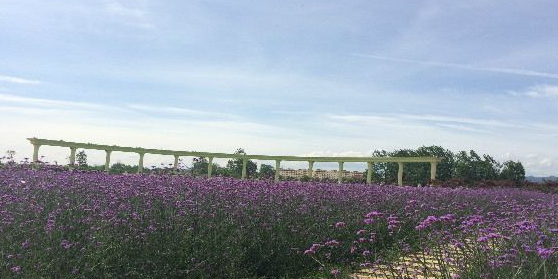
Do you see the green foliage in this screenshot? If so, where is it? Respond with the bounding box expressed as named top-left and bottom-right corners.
top-left (500, 160), bottom-right (526, 185)
top-left (76, 150), bottom-right (88, 167)
top-left (299, 175), bottom-right (311, 182)
top-left (454, 151), bottom-right (501, 182)
top-left (109, 162), bottom-right (138, 174)
top-left (226, 148), bottom-right (257, 179)
top-left (370, 146), bottom-right (524, 186)
top-left (258, 164), bottom-right (275, 179)
top-left (191, 157), bottom-right (220, 177)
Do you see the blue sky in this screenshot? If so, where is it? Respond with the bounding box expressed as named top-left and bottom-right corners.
top-left (1, 0), bottom-right (558, 175)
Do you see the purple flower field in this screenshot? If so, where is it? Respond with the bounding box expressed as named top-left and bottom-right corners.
top-left (1, 164), bottom-right (557, 278)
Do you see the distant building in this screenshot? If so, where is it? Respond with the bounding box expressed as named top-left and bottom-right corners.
top-left (279, 168), bottom-right (364, 180)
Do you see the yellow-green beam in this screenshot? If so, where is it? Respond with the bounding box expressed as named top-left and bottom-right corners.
top-left (26, 138), bottom-right (441, 163)
top-left (367, 162), bottom-right (373, 184)
top-left (241, 158), bottom-right (247, 179)
top-left (338, 162), bottom-right (344, 184)
top-left (397, 162), bottom-right (404, 186)
top-left (69, 147), bottom-right (76, 165)
top-left (430, 162), bottom-right (438, 181)
top-left (105, 150), bottom-right (112, 172)
top-left (208, 156), bottom-right (214, 178)
top-left (275, 160), bottom-right (281, 182)
top-left (138, 152), bottom-right (144, 173)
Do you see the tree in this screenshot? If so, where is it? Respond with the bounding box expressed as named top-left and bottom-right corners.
top-left (226, 148), bottom-right (257, 179)
top-left (480, 154), bottom-right (501, 180)
top-left (190, 157), bottom-right (215, 177)
top-left (500, 161), bottom-right (525, 186)
top-left (416, 146), bottom-right (455, 181)
top-left (76, 150), bottom-right (88, 167)
top-left (109, 162), bottom-right (138, 174)
top-left (258, 164), bottom-right (275, 179)
top-left (371, 150), bottom-right (395, 184)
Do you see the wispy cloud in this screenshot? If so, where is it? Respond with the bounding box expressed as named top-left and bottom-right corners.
top-left (354, 54), bottom-right (558, 79)
top-left (327, 113), bottom-right (512, 131)
top-left (511, 84), bottom-right (558, 98)
top-left (0, 94), bottom-right (109, 110)
top-left (0, 75), bottom-right (41, 85)
top-left (127, 104), bottom-right (240, 120)
top-left (104, 0), bottom-right (154, 29)
top-left (397, 114), bottom-right (518, 128)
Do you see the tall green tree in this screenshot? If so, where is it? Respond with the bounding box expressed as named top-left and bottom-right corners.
top-left (416, 146), bottom-right (455, 181)
top-left (500, 160), bottom-right (525, 185)
top-left (191, 157), bottom-right (219, 177)
top-left (226, 148), bottom-right (257, 178)
top-left (76, 150), bottom-right (88, 167)
top-left (258, 164), bottom-right (275, 179)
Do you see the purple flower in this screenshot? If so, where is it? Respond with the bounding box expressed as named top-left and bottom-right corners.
top-left (335, 222), bottom-right (345, 228)
top-left (60, 240), bottom-right (72, 249)
top-left (331, 269), bottom-right (339, 275)
top-left (325, 240), bottom-right (340, 247)
top-left (537, 247), bottom-right (554, 259)
top-left (415, 215), bottom-right (438, 230)
top-left (365, 211), bottom-right (382, 218)
top-left (477, 236), bottom-right (489, 243)
top-left (11, 266), bottom-right (22, 274)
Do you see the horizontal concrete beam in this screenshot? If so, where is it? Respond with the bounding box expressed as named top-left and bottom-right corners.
top-left (27, 137), bottom-right (442, 164)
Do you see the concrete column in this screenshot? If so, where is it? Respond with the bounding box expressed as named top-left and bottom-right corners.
top-left (138, 152), bottom-right (145, 173)
top-left (308, 161), bottom-right (314, 178)
top-left (174, 155), bottom-right (179, 171)
top-left (241, 158), bottom-right (247, 179)
top-left (69, 147), bottom-right (76, 165)
top-left (32, 144), bottom-right (41, 162)
top-left (207, 156), bottom-right (214, 178)
top-left (430, 162), bottom-right (438, 181)
top-left (397, 162), bottom-right (404, 186)
top-left (338, 162), bottom-right (344, 184)
top-left (105, 150), bottom-right (112, 172)
top-left (275, 160), bottom-right (281, 182)
top-left (367, 162), bottom-right (373, 184)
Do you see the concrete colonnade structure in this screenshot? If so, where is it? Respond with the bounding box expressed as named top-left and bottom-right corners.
top-left (28, 138), bottom-right (442, 186)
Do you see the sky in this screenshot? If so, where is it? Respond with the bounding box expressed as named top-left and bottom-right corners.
top-left (1, 0), bottom-right (558, 175)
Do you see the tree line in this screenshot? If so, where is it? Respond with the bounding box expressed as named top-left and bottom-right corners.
top-left (1, 146), bottom-right (526, 186)
top-left (368, 146), bottom-right (525, 186)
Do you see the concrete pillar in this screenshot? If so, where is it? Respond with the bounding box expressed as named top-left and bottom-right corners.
top-left (207, 156), bottom-right (214, 178)
top-left (32, 144), bottom-right (40, 162)
top-left (241, 158), bottom-right (247, 179)
top-left (308, 161), bottom-right (314, 178)
top-left (338, 162), bottom-right (344, 184)
top-left (367, 162), bottom-right (373, 184)
top-left (69, 147), bottom-right (76, 165)
top-left (430, 162), bottom-right (438, 181)
top-left (397, 162), bottom-right (404, 186)
top-left (104, 150), bottom-right (112, 172)
top-left (275, 160), bottom-right (281, 182)
top-left (174, 155), bottom-right (179, 171)
top-left (138, 152), bottom-right (144, 173)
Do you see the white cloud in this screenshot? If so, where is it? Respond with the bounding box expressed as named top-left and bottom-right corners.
top-left (326, 112), bottom-right (514, 131)
top-left (354, 54), bottom-right (558, 80)
top-left (0, 75), bottom-right (41, 85)
top-left (522, 84), bottom-right (558, 98)
top-left (397, 114), bottom-right (518, 128)
top-left (104, 0), bottom-right (154, 29)
top-left (127, 104), bottom-right (240, 120)
top-left (0, 93), bottom-right (110, 111)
